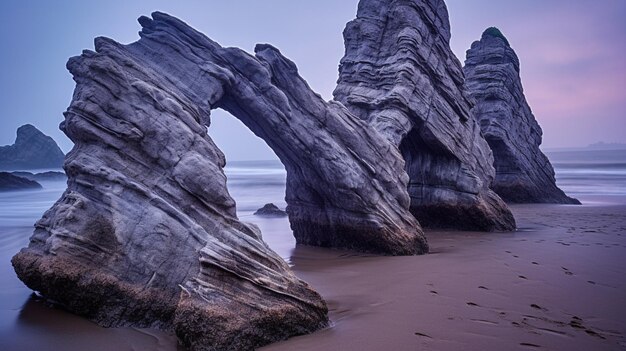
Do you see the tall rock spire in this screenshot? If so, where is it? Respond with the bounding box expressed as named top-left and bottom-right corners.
top-left (334, 0), bottom-right (516, 231)
top-left (464, 27), bottom-right (580, 204)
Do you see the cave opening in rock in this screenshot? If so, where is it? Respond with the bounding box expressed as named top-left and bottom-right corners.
top-left (208, 108), bottom-right (294, 259)
top-left (485, 137), bottom-right (519, 176)
top-left (399, 124), bottom-right (465, 229)
top-left (485, 136), bottom-right (528, 202)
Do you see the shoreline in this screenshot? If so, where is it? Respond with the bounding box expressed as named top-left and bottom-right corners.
top-left (262, 200), bottom-right (626, 350)
top-left (1, 198), bottom-right (625, 350)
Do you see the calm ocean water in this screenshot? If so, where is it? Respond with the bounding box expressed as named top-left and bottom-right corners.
top-left (0, 150), bottom-right (624, 348)
top-left (546, 149), bottom-right (626, 198)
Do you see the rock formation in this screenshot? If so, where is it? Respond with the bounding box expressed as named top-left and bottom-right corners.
top-left (0, 124), bottom-right (65, 170)
top-left (0, 172), bottom-right (42, 191)
top-left (334, 0), bottom-right (516, 231)
top-left (464, 28), bottom-right (580, 204)
top-left (12, 13), bottom-right (329, 350)
top-left (12, 5), bottom-right (540, 349)
top-left (126, 13), bottom-right (428, 255)
top-left (254, 203), bottom-right (288, 217)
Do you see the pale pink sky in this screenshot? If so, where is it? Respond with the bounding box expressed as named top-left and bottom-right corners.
top-left (447, 0), bottom-right (626, 149)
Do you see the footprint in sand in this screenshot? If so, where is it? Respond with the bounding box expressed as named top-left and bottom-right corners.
top-left (429, 290), bottom-right (438, 295)
top-left (470, 318), bottom-right (498, 325)
top-left (518, 275), bottom-right (528, 280)
top-left (561, 267), bottom-right (573, 276)
top-left (466, 302), bottom-right (480, 307)
top-left (569, 316), bottom-right (584, 329)
top-left (531, 261), bottom-right (539, 265)
top-left (478, 286), bottom-right (489, 290)
top-left (568, 317), bottom-right (608, 339)
top-left (585, 330), bottom-right (606, 339)
top-left (414, 332), bottom-right (432, 339)
top-left (530, 304), bottom-right (548, 312)
top-left (520, 342), bottom-right (541, 348)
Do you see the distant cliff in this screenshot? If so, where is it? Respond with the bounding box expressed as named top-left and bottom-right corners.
top-left (0, 124), bottom-right (65, 170)
top-left (464, 28), bottom-right (579, 204)
top-left (0, 172), bottom-right (42, 191)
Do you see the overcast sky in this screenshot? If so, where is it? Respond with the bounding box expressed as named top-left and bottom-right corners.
top-left (0, 1), bottom-right (624, 160)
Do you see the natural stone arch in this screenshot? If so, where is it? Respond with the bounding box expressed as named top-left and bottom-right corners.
top-left (130, 13), bottom-right (428, 255)
top-left (334, 0), bottom-right (516, 231)
top-left (13, 12), bottom-right (333, 350)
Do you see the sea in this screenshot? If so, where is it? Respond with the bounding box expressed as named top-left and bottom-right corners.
top-left (0, 149), bottom-right (624, 349)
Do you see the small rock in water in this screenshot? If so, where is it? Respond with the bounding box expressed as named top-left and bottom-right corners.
top-left (254, 203), bottom-right (287, 217)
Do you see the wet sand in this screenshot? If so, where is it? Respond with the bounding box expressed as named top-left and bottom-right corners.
top-left (2, 197), bottom-right (625, 350)
top-left (263, 199), bottom-right (626, 351)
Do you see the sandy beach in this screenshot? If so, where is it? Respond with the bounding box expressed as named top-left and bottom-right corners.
top-left (1, 194), bottom-right (624, 350)
top-left (261, 199), bottom-right (626, 351)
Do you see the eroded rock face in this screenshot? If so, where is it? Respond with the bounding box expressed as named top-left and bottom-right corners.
top-left (334, 0), bottom-right (516, 231)
top-left (129, 13), bottom-right (427, 255)
top-left (464, 28), bottom-right (580, 204)
top-left (0, 124), bottom-right (65, 170)
top-left (12, 14), bottom-right (328, 350)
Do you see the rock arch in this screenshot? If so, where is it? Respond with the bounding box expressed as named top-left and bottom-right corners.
top-left (13, 11), bottom-right (433, 346)
top-left (11, 2), bottom-right (521, 349)
top-left (130, 13), bottom-right (428, 255)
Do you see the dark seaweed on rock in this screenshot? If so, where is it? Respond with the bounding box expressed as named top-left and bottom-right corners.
top-left (482, 27), bottom-right (510, 46)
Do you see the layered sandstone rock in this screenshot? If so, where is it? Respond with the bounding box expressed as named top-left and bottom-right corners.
top-left (464, 28), bottom-right (579, 204)
top-left (334, 0), bottom-right (516, 230)
top-left (128, 13), bottom-right (428, 255)
top-left (12, 14), bottom-right (328, 350)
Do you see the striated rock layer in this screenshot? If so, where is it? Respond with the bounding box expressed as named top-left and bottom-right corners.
top-left (128, 13), bottom-right (427, 255)
top-left (464, 28), bottom-right (579, 204)
top-left (0, 124), bottom-right (65, 170)
top-left (334, 0), bottom-right (515, 230)
top-left (12, 13), bottom-right (328, 351)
